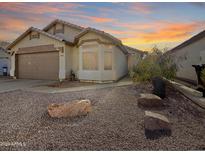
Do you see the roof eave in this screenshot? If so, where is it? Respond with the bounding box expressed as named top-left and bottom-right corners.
top-left (165, 30), bottom-right (205, 55)
top-left (74, 28), bottom-right (122, 45)
top-left (43, 19), bottom-right (84, 32)
top-left (7, 27), bottom-right (66, 50)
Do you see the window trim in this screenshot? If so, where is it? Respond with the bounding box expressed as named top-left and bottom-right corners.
top-left (104, 51), bottom-right (112, 70)
top-left (54, 24), bottom-right (64, 34)
top-left (82, 50), bottom-right (99, 71)
top-left (29, 32), bottom-right (40, 40)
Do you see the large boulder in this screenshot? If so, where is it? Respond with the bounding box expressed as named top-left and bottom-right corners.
top-left (144, 111), bottom-right (171, 139)
top-left (138, 93), bottom-right (164, 108)
top-left (48, 99), bottom-right (92, 118)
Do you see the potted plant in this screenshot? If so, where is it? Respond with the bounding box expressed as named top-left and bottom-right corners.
top-left (70, 70), bottom-right (76, 81)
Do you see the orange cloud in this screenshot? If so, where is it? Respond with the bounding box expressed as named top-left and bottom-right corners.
top-left (104, 29), bottom-right (127, 35)
top-left (130, 3), bottom-right (153, 14)
top-left (139, 22), bottom-right (204, 43)
top-left (116, 21), bottom-right (169, 32)
top-left (71, 14), bottom-right (115, 23)
top-left (0, 31), bottom-right (17, 42)
top-left (0, 3), bottom-right (83, 14)
top-left (87, 16), bottom-right (114, 23)
top-left (0, 15), bottom-right (28, 31)
top-left (121, 21), bottom-right (205, 48)
top-left (0, 13), bottom-right (46, 42)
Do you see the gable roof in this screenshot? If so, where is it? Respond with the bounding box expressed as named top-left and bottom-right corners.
top-left (74, 27), bottom-right (122, 44)
top-left (165, 30), bottom-right (205, 56)
top-left (8, 19), bottom-right (142, 55)
top-left (43, 19), bottom-right (84, 32)
top-left (124, 45), bottom-right (146, 55)
top-left (74, 27), bottom-right (130, 54)
top-left (7, 27), bottom-right (73, 50)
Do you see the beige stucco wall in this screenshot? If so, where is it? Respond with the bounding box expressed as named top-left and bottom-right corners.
top-left (47, 27), bottom-right (54, 34)
top-left (114, 46), bottom-right (128, 80)
top-left (70, 46), bottom-right (79, 77)
top-left (64, 45), bottom-right (80, 79)
top-left (47, 23), bottom-right (82, 41)
top-left (9, 27), bottom-right (131, 81)
top-left (11, 34), bottom-right (65, 52)
top-left (64, 45), bottom-right (71, 78)
top-left (78, 32), bottom-right (113, 44)
top-left (128, 53), bottom-right (141, 70)
top-left (170, 37), bottom-right (205, 83)
top-left (78, 41), bottom-right (102, 81)
top-left (100, 44), bottom-right (115, 81)
top-left (9, 32), bottom-right (66, 80)
top-left (76, 31), bottom-right (128, 82)
top-left (45, 23), bottom-right (82, 79)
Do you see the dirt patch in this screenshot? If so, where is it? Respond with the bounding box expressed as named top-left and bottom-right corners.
top-left (0, 84), bottom-right (204, 150)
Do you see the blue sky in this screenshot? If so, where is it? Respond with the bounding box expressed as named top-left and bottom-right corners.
top-left (0, 2), bottom-right (205, 51)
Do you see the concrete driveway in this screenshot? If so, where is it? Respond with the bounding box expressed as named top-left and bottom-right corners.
top-left (0, 76), bottom-right (133, 93)
top-left (0, 78), bottom-right (55, 93)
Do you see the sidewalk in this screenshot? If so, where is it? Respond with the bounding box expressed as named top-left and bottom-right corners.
top-left (25, 77), bottom-right (133, 93)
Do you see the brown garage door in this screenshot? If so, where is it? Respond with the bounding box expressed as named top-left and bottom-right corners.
top-left (17, 52), bottom-right (59, 80)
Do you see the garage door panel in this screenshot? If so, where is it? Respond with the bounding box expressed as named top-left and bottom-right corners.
top-left (18, 52), bottom-right (59, 80)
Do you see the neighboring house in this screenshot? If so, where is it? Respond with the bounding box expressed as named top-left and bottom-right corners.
top-left (0, 43), bottom-right (10, 76)
top-left (7, 19), bottom-right (145, 82)
top-left (164, 30), bottom-right (205, 85)
top-left (125, 45), bottom-right (146, 69)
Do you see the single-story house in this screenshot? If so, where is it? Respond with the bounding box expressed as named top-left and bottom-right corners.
top-left (7, 19), bottom-right (146, 82)
top-left (0, 43), bottom-right (10, 76)
top-left (164, 30), bottom-right (205, 85)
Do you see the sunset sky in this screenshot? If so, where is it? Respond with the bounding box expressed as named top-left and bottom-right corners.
top-left (0, 2), bottom-right (205, 51)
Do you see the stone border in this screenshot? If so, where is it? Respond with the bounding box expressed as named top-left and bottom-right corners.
top-left (164, 78), bottom-right (205, 109)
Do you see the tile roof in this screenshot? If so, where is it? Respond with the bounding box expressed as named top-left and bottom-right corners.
top-left (124, 45), bottom-right (147, 55)
top-left (43, 19), bottom-right (84, 31)
top-left (7, 27), bottom-right (72, 50)
top-left (8, 19), bottom-right (143, 55)
top-left (74, 27), bottom-right (122, 44)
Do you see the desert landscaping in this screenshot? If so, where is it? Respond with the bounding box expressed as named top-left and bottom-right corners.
top-left (1, 2), bottom-right (205, 151)
top-left (0, 82), bottom-right (204, 150)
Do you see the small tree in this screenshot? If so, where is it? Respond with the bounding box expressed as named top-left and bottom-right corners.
top-left (158, 55), bottom-right (177, 80)
top-left (131, 46), bottom-right (177, 82)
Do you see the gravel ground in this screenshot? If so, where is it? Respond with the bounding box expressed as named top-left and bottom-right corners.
top-left (0, 83), bottom-right (204, 150)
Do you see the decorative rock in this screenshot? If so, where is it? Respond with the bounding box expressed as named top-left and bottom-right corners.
top-left (138, 93), bottom-right (164, 108)
top-left (47, 99), bottom-right (92, 118)
top-left (144, 111), bottom-right (171, 139)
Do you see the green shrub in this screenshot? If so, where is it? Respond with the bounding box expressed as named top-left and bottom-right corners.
top-left (131, 47), bottom-right (177, 82)
top-left (159, 56), bottom-right (177, 80)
